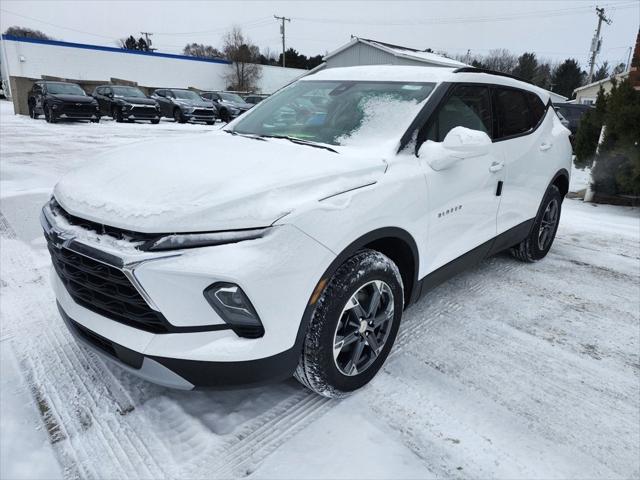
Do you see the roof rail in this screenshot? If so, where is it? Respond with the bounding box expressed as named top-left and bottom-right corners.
top-left (453, 67), bottom-right (533, 85)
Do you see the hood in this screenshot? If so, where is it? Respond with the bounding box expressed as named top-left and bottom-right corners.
top-left (223, 100), bottom-right (251, 110)
top-left (175, 98), bottom-right (213, 108)
top-left (117, 96), bottom-right (157, 106)
top-left (54, 133), bottom-right (386, 233)
top-left (50, 94), bottom-right (96, 104)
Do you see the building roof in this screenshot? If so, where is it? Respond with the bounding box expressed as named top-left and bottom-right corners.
top-left (324, 37), bottom-right (467, 68)
top-left (573, 71), bottom-right (629, 94)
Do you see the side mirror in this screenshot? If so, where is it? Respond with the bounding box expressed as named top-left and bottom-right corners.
top-left (418, 127), bottom-right (492, 171)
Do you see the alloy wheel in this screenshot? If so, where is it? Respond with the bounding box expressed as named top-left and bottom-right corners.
top-left (538, 198), bottom-right (559, 250)
top-left (332, 280), bottom-right (395, 376)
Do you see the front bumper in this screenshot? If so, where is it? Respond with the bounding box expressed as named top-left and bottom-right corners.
top-left (58, 302), bottom-right (299, 389)
top-left (122, 106), bottom-right (161, 121)
top-left (42, 203), bottom-right (335, 388)
top-left (183, 109), bottom-right (217, 122)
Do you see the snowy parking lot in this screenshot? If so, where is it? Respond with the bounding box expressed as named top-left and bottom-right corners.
top-left (1, 99), bottom-right (639, 479)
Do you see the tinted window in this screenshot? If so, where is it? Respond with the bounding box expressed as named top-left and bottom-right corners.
top-left (425, 84), bottom-right (492, 142)
top-left (495, 88), bottom-right (531, 138)
top-left (527, 92), bottom-right (546, 126)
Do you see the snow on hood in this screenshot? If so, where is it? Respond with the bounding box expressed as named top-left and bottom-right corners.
top-left (54, 132), bottom-right (386, 233)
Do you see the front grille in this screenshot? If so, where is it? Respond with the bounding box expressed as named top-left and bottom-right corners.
top-left (130, 106), bottom-right (157, 117)
top-left (192, 109), bottom-right (215, 117)
top-left (47, 240), bottom-right (170, 333)
top-left (62, 104), bottom-right (95, 116)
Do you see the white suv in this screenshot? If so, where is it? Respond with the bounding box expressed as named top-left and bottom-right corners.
top-left (42, 66), bottom-right (571, 397)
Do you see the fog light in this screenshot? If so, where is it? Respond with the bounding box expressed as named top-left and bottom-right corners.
top-left (203, 282), bottom-right (264, 338)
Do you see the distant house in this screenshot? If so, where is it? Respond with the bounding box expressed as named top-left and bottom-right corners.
top-left (311, 37), bottom-right (466, 73)
top-left (573, 72), bottom-right (630, 105)
top-left (311, 37), bottom-right (567, 103)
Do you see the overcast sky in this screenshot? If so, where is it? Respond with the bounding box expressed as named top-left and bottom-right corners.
top-left (1, 0), bottom-right (638, 68)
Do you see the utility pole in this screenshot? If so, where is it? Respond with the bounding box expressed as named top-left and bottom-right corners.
top-left (274, 15), bottom-right (291, 67)
top-left (140, 31), bottom-right (156, 52)
top-left (587, 7), bottom-right (612, 84)
top-left (465, 49), bottom-right (471, 64)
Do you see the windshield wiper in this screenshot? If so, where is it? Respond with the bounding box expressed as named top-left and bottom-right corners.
top-left (259, 135), bottom-right (338, 153)
top-left (224, 130), bottom-right (267, 141)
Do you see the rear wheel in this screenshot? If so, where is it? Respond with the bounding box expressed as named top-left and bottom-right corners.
top-left (295, 250), bottom-right (404, 398)
top-left (511, 184), bottom-right (562, 262)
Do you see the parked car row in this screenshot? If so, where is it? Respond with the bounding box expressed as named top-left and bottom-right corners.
top-left (26, 81), bottom-right (267, 124)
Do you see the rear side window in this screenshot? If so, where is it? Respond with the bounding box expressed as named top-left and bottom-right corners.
top-left (527, 92), bottom-right (547, 127)
top-left (425, 84), bottom-right (492, 142)
top-left (495, 88), bottom-right (532, 138)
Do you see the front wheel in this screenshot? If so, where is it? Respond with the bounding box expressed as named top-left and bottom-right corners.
top-left (295, 249), bottom-right (404, 398)
top-left (511, 184), bottom-right (562, 262)
top-left (173, 108), bottom-right (187, 123)
top-left (44, 105), bottom-right (57, 123)
top-left (29, 102), bottom-right (38, 119)
top-left (150, 119), bottom-right (160, 124)
top-left (112, 106), bottom-right (123, 123)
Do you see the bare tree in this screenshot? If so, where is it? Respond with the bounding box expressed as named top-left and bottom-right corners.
top-left (222, 27), bottom-right (262, 91)
top-left (482, 49), bottom-right (518, 74)
top-left (183, 43), bottom-right (224, 59)
top-left (4, 26), bottom-right (51, 40)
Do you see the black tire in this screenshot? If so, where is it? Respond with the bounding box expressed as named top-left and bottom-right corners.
top-left (91, 117), bottom-right (100, 123)
top-left (150, 119), bottom-right (160, 124)
top-left (44, 105), bottom-right (57, 123)
top-left (28, 102), bottom-right (38, 119)
top-left (220, 109), bottom-right (231, 123)
top-left (173, 108), bottom-right (187, 123)
top-left (112, 106), bottom-right (123, 123)
top-left (511, 184), bottom-right (563, 262)
top-left (295, 249), bottom-right (404, 398)
top-left (206, 120), bottom-right (215, 125)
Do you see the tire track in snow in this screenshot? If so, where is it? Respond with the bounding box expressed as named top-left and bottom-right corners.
top-left (0, 224), bottom-right (171, 478)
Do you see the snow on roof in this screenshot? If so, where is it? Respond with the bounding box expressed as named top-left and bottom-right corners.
top-left (324, 37), bottom-right (467, 68)
top-left (303, 65), bottom-right (457, 83)
top-left (303, 65), bottom-right (552, 103)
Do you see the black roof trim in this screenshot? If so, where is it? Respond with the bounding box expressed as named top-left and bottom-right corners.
top-left (453, 67), bottom-right (533, 86)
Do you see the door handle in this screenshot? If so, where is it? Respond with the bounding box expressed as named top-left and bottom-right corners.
top-left (540, 142), bottom-right (553, 151)
top-left (489, 161), bottom-right (504, 173)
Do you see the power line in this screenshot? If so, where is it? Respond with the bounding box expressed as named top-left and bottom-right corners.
top-left (293, 2), bottom-right (637, 26)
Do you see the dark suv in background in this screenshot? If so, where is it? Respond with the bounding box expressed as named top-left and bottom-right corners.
top-left (28, 81), bottom-right (100, 123)
top-left (151, 89), bottom-right (217, 124)
top-left (93, 85), bottom-right (161, 123)
top-left (200, 91), bottom-right (251, 122)
top-left (554, 103), bottom-right (593, 136)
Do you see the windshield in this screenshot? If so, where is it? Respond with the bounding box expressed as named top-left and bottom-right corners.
top-left (220, 92), bottom-right (245, 103)
top-left (231, 80), bottom-right (436, 146)
top-left (173, 90), bottom-right (202, 101)
top-left (112, 86), bottom-right (146, 98)
top-left (46, 83), bottom-right (86, 96)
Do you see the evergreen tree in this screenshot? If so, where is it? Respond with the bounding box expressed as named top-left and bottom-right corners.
top-left (512, 52), bottom-right (538, 83)
top-left (551, 59), bottom-right (584, 98)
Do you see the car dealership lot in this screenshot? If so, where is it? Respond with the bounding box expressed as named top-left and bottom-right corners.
top-left (1, 100), bottom-right (639, 479)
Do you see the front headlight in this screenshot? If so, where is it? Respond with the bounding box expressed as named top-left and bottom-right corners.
top-left (120, 102), bottom-right (132, 109)
top-left (147, 228), bottom-right (268, 251)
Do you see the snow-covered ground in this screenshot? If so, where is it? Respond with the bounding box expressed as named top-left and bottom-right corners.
top-left (1, 100), bottom-right (639, 479)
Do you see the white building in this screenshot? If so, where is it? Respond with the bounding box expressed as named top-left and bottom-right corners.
top-left (0, 34), bottom-right (304, 114)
